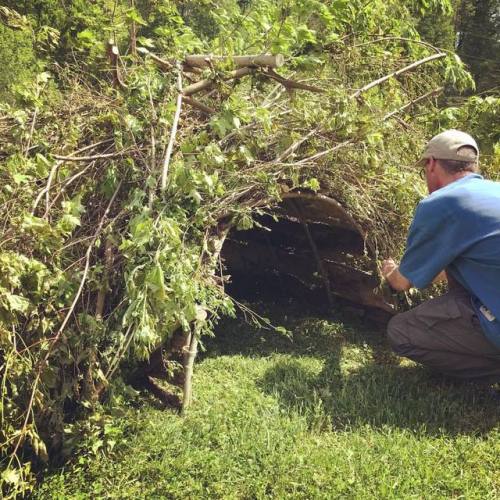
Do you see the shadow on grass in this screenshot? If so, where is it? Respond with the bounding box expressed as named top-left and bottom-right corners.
top-left (259, 355), bottom-right (500, 437)
top-left (202, 300), bottom-right (386, 360)
top-left (207, 301), bottom-right (500, 437)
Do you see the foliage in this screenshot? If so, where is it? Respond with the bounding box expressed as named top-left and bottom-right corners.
top-left (0, 0), bottom-right (496, 495)
top-left (36, 306), bottom-right (500, 498)
top-left (0, 21), bottom-right (38, 102)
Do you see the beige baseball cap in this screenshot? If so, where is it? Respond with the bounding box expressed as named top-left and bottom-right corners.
top-left (421, 129), bottom-right (479, 162)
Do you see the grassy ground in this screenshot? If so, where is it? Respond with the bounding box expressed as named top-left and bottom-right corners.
top-left (37, 301), bottom-right (500, 499)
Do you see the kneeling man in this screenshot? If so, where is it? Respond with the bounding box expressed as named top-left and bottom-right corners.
top-left (382, 130), bottom-right (500, 382)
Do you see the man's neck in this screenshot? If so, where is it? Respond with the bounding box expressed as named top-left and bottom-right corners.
top-left (440, 171), bottom-right (475, 189)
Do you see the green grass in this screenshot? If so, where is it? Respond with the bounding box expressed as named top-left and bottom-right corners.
top-left (37, 302), bottom-right (500, 499)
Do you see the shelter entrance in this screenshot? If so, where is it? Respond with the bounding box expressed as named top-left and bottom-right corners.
top-left (221, 193), bottom-right (394, 324)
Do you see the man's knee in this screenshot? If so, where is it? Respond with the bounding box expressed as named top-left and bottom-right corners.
top-left (387, 313), bottom-right (410, 354)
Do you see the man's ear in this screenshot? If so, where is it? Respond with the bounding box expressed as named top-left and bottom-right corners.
top-left (428, 157), bottom-right (437, 173)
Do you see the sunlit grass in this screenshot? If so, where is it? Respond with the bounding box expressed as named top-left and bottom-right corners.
top-left (37, 302), bottom-right (500, 499)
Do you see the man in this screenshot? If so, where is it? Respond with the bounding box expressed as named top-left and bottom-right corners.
top-left (382, 129), bottom-right (500, 382)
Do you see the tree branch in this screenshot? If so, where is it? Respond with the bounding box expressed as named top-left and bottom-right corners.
top-left (161, 68), bottom-right (183, 190)
top-left (351, 53), bottom-right (446, 98)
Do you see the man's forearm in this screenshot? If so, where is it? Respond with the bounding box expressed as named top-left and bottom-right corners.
top-left (385, 266), bottom-right (412, 291)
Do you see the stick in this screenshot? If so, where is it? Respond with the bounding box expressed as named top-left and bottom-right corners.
top-left (106, 39), bottom-right (127, 90)
top-left (181, 332), bottom-right (198, 414)
top-left (184, 54), bottom-right (285, 69)
top-left (24, 107), bottom-right (38, 154)
top-left (263, 68), bottom-right (325, 93)
top-left (383, 87), bottom-right (444, 120)
top-left (352, 37), bottom-right (443, 54)
top-left (183, 67), bottom-right (254, 96)
top-left (289, 200), bottom-right (336, 309)
top-left (161, 67), bottom-right (183, 190)
top-left (52, 150), bottom-right (128, 161)
top-left (129, 0), bottom-right (137, 57)
top-left (137, 47), bottom-right (173, 71)
top-left (351, 53), bottom-right (446, 98)
top-left (274, 128), bottom-right (318, 163)
top-left (183, 96), bottom-right (216, 115)
top-left (296, 140), bottom-right (352, 164)
top-left (138, 47), bottom-right (203, 74)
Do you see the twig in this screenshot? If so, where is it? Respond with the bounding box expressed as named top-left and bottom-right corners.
top-left (44, 161), bottom-right (96, 216)
top-left (383, 87), bottom-right (444, 120)
top-left (352, 37), bottom-right (445, 54)
top-left (161, 66), bottom-right (183, 190)
top-left (296, 140), bottom-right (352, 164)
top-left (350, 53), bottom-right (446, 98)
top-left (32, 139), bottom-right (113, 214)
top-left (52, 150), bottom-right (128, 161)
top-left (107, 39), bottom-right (127, 89)
top-left (274, 128), bottom-right (318, 163)
top-left (24, 107), bottom-right (38, 154)
top-left (184, 54), bottom-right (285, 69)
top-left (137, 47), bottom-right (173, 71)
top-left (129, 0), bottom-right (137, 57)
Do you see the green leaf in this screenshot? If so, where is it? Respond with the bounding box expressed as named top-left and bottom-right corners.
top-left (6, 293), bottom-right (30, 313)
top-left (1, 468), bottom-right (20, 485)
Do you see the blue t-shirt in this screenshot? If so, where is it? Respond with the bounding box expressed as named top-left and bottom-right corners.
top-left (399, 174), bottom-right (500, 349)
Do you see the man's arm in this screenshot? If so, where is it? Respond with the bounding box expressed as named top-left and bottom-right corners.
top-left (382, 259), bottom-right (447, 291)
top-left (381, 258), bottom-right (411, 291)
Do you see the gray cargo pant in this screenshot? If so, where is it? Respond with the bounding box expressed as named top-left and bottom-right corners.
top-left (387, 287), bottom-right (500, 382)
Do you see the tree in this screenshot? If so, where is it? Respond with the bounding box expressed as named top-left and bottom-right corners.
top-left (456, 0), bottom-right (500, 93)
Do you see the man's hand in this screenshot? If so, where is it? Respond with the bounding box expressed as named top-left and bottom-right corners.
top-left (381, 258), bottom-right (398, 278)
top-left (381, 258), bottom-right (412, 292)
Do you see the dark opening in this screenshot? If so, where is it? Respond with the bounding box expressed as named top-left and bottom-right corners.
top-left (221, 196), bottom-right (393, 324)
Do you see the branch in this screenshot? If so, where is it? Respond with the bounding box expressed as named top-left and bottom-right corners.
top-left (181, 332), bottom-right (198, 414)
top-left (137, 47), bottom-right (202, 74)
top-left (161, 68), bottom-right (183, 190)
top-left (350, 53), bottom-right (446, 98)
top-left (183, 67), bottom-right (254, 96)
top-left (263, 68), bottom-right (325, 93)
top-left (289, 200), bottom-right (336, 308)
top-left (106, 39), bottom-right (127, 90)
top-left (274, 128), bottom-right (318, 163)
top-left (352, 37), bottom-right (445, 55)
top-left (52, 150), bottom-right (128, 161)
top-left (383, 86), bottom-right (444, 120)
top-left (32, 139), bottom-right (113, 214)
top-left (297, 140), bottom-right (352, 164)
top-left (183, 96), bottom-right (215, 115)
top-left (184, 54), bottom-right (285, 69)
